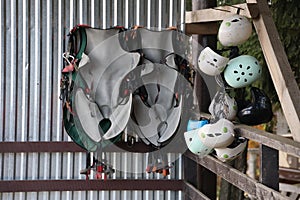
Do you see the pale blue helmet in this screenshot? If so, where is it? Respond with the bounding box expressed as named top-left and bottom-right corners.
top-left (224, 55), bottom-right (262, 88)
top-left (184, 129), bottom-right (213, 157)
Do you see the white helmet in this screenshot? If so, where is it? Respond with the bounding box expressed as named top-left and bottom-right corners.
top-left (198, 118), bottom-right (235, 148)
top-left (184, 129), bottom-right (213, 157)
top-left (218, 14), bottom-right (252, 46)
top-left (215, 137), bottom-right (248, 162)
top-left (198, 47), bottom-right (229, 76)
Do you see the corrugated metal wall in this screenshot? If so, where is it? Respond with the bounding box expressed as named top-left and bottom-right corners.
top-left (0, 0), bottom-right (185, 199)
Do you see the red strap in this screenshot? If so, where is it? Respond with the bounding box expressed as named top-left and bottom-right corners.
top-left (62, 64), bottom-right (74, 72)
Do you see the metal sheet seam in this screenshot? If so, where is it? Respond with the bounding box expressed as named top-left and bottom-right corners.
top-left (169, 0), bottom-right (173, 27)
top-left (91, 0), bottom-right (95, 27)
top-left (70, 0), bottom-right (74, 30)
top-left (0, 0), bottom-right (2, 141)
top-left (56, 0), bottom-right (62, 141)
top-left (136, 0), bottom-right (140, 26)
top-left (181, 0), bottom-right (185, 30)
top-left (45, 0), bottom-right (51, 142)
top-left (32, 0), bottom-right (40, 142)
top-left (158, 0), bottom-right (162, 29)
top-left (125, 0), bottom-right (128, 28)
top-left (9, 0), bottom-right (16, 141)
top-left (102, 0), bottom-right (106, 28)
top-left (79, 0), bottom-right (83, 24)
top-left (114, 0), bottom-right (117, 26)
top-left (147, 0), bottom-right (151, 29)
top-left (21, 0), bottom-right (27, 143)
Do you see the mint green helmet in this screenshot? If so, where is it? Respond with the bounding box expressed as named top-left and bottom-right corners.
top-left (224, 55), bottom-right (262, 88)
top-left (184, 129), bottom-right (213, 157)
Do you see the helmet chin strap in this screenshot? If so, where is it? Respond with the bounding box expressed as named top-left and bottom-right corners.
top-left (237, 7), bottom-right (241, 15)
top-left (129, 28), bottom-right (187, 147)
top-left (229, 46), bottom-right (240, 59)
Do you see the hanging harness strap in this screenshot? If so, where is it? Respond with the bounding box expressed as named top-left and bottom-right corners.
top-left (61, 25), bottom-right (140, 151)
top-left (127, 27), bottom-right (192, 147)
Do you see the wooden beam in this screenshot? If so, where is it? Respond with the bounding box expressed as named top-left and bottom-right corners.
top-left (279, 167), bottom-right (300, 184)
top-left (219, 143), bottom-right (248, 200)
top-left (185, 23), bottom-right (218, 35)
top-left (185, 3), bottom-right (259, 24)
top-left (248, 0), bottom-right (300, 141)
top-left (235, 125), bottom-right (300, 158)
top-left (0, 141), bottom-right (186, 153)
top-left (184, 152), bottom-right (289, 200)
top-left (184, 182), bottom-right (210, 200)
top-left (0, 142), bottom-right (84, 153)
top-left (0, 179), bottom-right (184, 192)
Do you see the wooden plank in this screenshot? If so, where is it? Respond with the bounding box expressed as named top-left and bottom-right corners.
top-left (190, 0), bottom-right (218, 197)
top-left (247, 0), bottom-right (300, 141)
top-left (0, 179), bottom-right (184, 192)
top-left (184, 182), bottom-right (210, 200)
top-left (185, 3), bottom-right (259, 24)
top-left (279, 183), bottom-right (300, 194)
top-left (219, 143), bottom-right (248, 200)
top-left (0, 142), bottom-right (85, 153)
top-left (279, 167), bottom-right (300, 184)
top-left (0, 141), bottom-right (170, 153)
top-left (235, 125), bottom-right (300, 158)
top-left (260, 145), bottom-right (279, 191)
top-left (184, 152), bottom-right (290, 200)
top-left (185, 23), bottom-right (218, 35)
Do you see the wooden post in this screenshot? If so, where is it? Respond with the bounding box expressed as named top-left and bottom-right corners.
top-left (247, 0), bottom-right (300, 141)
top-left (188, 0), bottom-right (217, 199)
top-left (183, 155), bottom-right (200, 200)
top-left (260, 144), bottom-right (279, 191)
top-left (219, 143), bottom-right (248, 200)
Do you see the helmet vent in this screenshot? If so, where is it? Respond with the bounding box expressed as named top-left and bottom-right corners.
top-left (213, 58), bottom-right (217, 62)
top-left (231, 19), bottom-right (239, 22)
top-left (189, 138), bottom-right (192, 142)
top-left (224, 55), bottom-right (261, 88)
